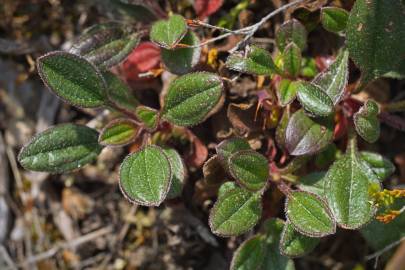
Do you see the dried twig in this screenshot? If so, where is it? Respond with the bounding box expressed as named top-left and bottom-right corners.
top-left (21, 226), bottom-right (113, 266)
top-left (0, 245), bottom-right (18, 270)
top-left (187, 0), bottom-right (307, 52)
top-left (365, 236), bottom-right (405, 261)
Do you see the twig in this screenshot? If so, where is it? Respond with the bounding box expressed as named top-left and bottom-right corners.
top-left (229, 0), bottom-right (307, 53)
top-left (0, 245), bottom-right (18, 270)
top-left (188, 19), bottom-right (240, 34)
top-left (21, 226), bottom-right (113, 265)
top-left (365, 236), bottom-right (405, 261)
top-left (382, 99), bottom-right (405, 113)
top-left (187, 0), bottom-right (307, 51)
top-left (98, 205), bottom-right (138, 268)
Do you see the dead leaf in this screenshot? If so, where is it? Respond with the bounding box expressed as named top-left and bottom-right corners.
top-left (227, 102), bottom-right (262, 136)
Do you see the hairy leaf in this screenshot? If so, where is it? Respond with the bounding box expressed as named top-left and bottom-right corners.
top-left (278, 79), bottom-right (299, 106)
top-left (18, 124), bottom-right (102, 173)
top-left (225, 45), bottom-right (279, 75)
top-left (276, 19), bottom-right (307, 51)
top-left (161, 31), bottom-right (201, 75)
top-left (37, 51), bottom-right (107, 108)
top-left (297, 172), bottom-right (327, 197)
top-left (119, 145), bottom-right (172, 206)
top-left (162, 72), bottom-right (223, 126)
top-left (286, 109), bottom-right (334, 156)
top-left (275, 108), bottom-right (291, 148)
top-left (218, 181), bottom-right (239, 199)
top-left (277, 156), bottom-right (310, 175)
top-left (262, 219), bottom-right (296, 270)
top-left (110, 0), bottom-right (160, 22)
top-left (103, 71), bottom-right (139, 112)
top-left (99, 118), bottom-right (140, 146)
top-left (230, 235), bottom-right (266, 270)
top-left (229, 150), bottom-right (269, 191)
top-left (296, 82), bottom-right (334, 117)
top-left (209, 186), bottom-right (262, 236)
top-left (315, 143), bottom-right (338, 169)
top-left (321, 7), bottom-right (349, 33)
top-left (163, 148), bottom-right (186, 199)
top-left (354, 100), bottom-right (380, 143)
top-left (346, 0), bottom-right (405, 82)
top-left (280, 222), bottom-right (320, 257)
top-left (324, 135), bottom-right (379, 229)
top-left (70, 22), bottom-right (140, 69)
top-left (285, 191), bottom-right (336, 237)
top-left (312, 50), bottom-right (349, 105)
top-left (360, 151), bottom-right (395, 181)
top-left (135, 106), bottom-right (159, 131)
top-left (216, 137), bottom-right (251, 165)
top-left (283, 42), bottom-right (302, 77)
top-left (150, 14), bottom-right (187, 49)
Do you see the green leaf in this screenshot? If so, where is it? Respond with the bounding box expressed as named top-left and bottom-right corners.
top-left (286, 109), bottom-right (334, 156)
top-left (37, 51), bottom-right (107, 108)
top-left (354, 100), bottom-right (380, 143)
top-left (276, 19), bottom-right (307, 51)
top-left (324, 134), bottom-right (380, 229)
top-left (283, 42), bottom-right (302, 77)
top-left (162, 72), bottom-right (224, 126)
top-left (346, 0), bottom-right (405, 82)
top-left (216, 137), bottom-right (251, 164)
top-left (225, 45), bottom-right (280, 75)
top-left (320, 7), bottom-right (349, 33)
top-left (315, 143), bottom-right (338, 169)
top-left (360, 151), bottom-right (395, 181)
top-left (135, 106), bottom-right (159, 131)
top-left (99, 118), bottom-right (140, 146)
top-left (285, 190), bottom-right (336, 237)
top-left (312, 50), bottom-right (349, 105)
top-left (209, 186), bottom-right (262, 236)
top-left (297, 172), bottom-right (327, 197)
top-left (109, 0), bottom-right (159, 22)
top-left (277, 156), bottom-right (310, 175)
top-left (119, 145), bottom-right (172, 206)
top-left (230, 235), bottom-right (266, 270)
top-left (361, 200), bottom-right (405, 250)
top-left (261, 219), bottom-right (296, 270)
top-left (103, 71), bottom-right (139, 112)
top-left (18, 124), bottom-right (103, 173)
top-left (229, 150), bottom-right (269, 191)
top-left (275, 108), bottom-right (291, 149)
top-left (301, 57), bottom-right (317, 78)
top-left (161, 31), bottom-right (201, 75)
top-left (218, 181), bottom-right (239, 199)
top-left (70, 22), bottom-right (140, 69)
top-left (296, 82), bottom-right (334, 117)
top-left (280, 222), bottom-right (320, 258)
top-left (278, 79), bottom-right (299, 106)
top-left (150, 14), bottom-right (187, 49)
top-left (163, 148), bottom-right (186, 199)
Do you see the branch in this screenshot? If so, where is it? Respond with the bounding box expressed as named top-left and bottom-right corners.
top-left (21, 226), bottom-right (113, 265)
top-left (365, 236), bottom-right (405, 261)
top-left (187, 0), bottom-right (307, 51)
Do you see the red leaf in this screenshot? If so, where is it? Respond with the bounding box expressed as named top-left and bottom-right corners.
top-left (333, 111), bottom-right (348, 140)
top-left (194, 0), bottom-right (224, 19)
top-left (184, 128), bottom-right (208, 168)
top-left (122, 42), bottom-right (161, 81)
